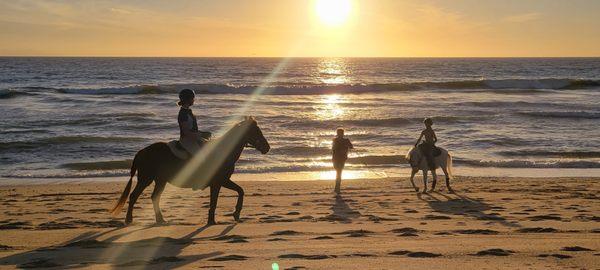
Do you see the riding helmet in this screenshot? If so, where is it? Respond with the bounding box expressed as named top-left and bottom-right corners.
top-left (423, 118), bottom-right (433, 126)
top-left (179, 89), bottom-right (195, 102)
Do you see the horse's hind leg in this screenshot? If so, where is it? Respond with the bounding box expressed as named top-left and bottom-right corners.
top-left (441, 165), bottom-right (453, 193)
top-left (151, 179), bottom-right (167, 224)
top-left (421, 170), bottom-right (428, 194)
top-left (125, 174), bottom-right (152, 225)
top-left (409, 167), bottom-right (419, 192)
top-left (222, 179), bottom-right (244, 222)
top-left (207, 183), bottom-right (222, 226)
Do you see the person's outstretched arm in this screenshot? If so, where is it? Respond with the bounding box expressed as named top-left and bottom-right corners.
top-left (347, 139), bottom-right (354, 150)
top-left (414, 131), bottom-right (423, 147)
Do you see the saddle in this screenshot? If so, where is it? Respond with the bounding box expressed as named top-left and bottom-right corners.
top-left (167, 140), bottom-right (191, 160)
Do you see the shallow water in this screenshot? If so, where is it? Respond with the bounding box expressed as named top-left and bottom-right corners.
top-left (1, 57), bottom-right (599, 179)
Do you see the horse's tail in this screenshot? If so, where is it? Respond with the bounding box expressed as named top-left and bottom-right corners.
top-left (446, 152), bottom-right (453, 179)
top-left (405, 147), bottom-right (415, 166)
top-left (109, 153), bottom-right (138, 216)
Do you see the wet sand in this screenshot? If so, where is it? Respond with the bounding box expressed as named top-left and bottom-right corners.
top-left (0, 177), bottom-right (599, 269)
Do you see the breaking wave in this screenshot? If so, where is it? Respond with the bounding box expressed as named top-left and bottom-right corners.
top-left (455, 158), bottom-right (600, 168)
top-left (11, 78), bottom-right (600, 96)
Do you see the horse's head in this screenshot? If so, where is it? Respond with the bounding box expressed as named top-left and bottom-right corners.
top-left (240, 117), bottom-right (270, 154)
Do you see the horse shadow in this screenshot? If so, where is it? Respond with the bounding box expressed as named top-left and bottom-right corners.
top-left (0, 224), bottom-right (235, 269)
top-left (417, 192), bottom-right (520, 228)
top-left (328, 194), bottom-right (361, 223)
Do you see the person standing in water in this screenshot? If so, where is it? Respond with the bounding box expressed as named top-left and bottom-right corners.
top-left (177, 89), bottom-right (211, 156)
top-left (332, 128), bottom-right (353, 194)
top-left (414, 118), bottom-right (437, 170)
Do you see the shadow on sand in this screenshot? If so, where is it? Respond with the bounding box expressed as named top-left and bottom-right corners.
top-left (418, 192), bottom-right (520, 228)
top-left (0, 224), bottom-right (236, 269)
top-left (325, 194), bottom-right (361, 223)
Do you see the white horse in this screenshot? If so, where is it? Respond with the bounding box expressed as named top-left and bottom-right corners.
top-left (405, 146), bottom-right (453, 193)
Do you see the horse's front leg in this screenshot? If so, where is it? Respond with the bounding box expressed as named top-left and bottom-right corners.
top-left (207, 183), bottom-right (222, 226)
top-left (421, 170), bottom-right (428, 194)
top-left (222, 178), bottom-right (244, 221)
top-left (409, 167), bottom-right (419, 193)
top-left (430, 169), bottom-right (437, 192)
top-left (151, 179), bottom-right (167, 224)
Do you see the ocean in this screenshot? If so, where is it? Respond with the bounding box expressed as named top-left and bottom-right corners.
top-left (1, 57), bottom-right (599, 181)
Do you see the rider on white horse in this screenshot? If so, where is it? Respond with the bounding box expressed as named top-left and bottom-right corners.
top-left (414, 118), bottom-right (437, 170)
top-left (406, 118), bottom-right (454, 193)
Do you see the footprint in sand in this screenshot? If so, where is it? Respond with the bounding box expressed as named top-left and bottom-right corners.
top-left (561, 246), bottom-right (593, 252)
top-left (529, 214), bottom-right (562, 221)
top-left (333, 229), bottom-right (374, 237)
top-left (473, 249), bottom-right (515, 256)
top-left (389, 250), bottom-right (441, 258)
top-left (452, 229), bottom-right (499, 235)
top-left (538, 254), bottom-right (572, 259)
top-left (271, 230), bottom-right (302, 236)
top-left (423, 214), bottom-right (451, 220)
top-left (278, 254), bottom-right (331, 260)
top-left (390, 227), bottom-right (419, 234)
top-left (516, 227), bottom-right (557, 233)
top-left (267, 238), bottom-right (287, 241)
top-left (208, 255), bottom-right (249, 261)
top-left (211, 235), bottom-right (249, 243)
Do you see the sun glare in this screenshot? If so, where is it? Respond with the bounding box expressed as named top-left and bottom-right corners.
top-left (315, 0), bottom-right (352, 27)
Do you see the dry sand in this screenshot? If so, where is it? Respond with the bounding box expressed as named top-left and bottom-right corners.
top-left (0, 176), bottom-right (599, 269)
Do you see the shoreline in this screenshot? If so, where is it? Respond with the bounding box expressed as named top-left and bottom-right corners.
top-left (2, 166), bottom-right (599, 186)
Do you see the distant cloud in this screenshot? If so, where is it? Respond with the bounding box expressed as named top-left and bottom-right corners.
top-left (504, 12), bottom-right (541, 23)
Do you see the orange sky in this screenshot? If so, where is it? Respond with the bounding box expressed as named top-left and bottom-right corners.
top-left (1, 0), bottom-right (599, 57)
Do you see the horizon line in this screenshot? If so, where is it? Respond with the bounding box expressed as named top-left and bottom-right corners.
top-left (1, 55), bottom-right (600, 58)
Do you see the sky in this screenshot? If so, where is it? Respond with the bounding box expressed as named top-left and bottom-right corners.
top-left (1, 0), bottom-right (599, 57)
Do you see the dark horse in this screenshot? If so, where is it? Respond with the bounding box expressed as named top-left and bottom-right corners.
top-left (110, 118), bottom-right (270, 226)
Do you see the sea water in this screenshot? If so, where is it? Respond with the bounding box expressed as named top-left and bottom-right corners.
top-left (1, 57), bottom-right (599, 181)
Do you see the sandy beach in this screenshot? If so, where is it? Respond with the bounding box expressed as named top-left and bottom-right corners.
top-left (0, 176), bottom-right (598, 269)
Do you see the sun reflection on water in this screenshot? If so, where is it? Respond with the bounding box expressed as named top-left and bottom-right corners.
top-left (315, 94), bottom-right (345, 120)
top-left (317, 58), bottom-right (350, 85)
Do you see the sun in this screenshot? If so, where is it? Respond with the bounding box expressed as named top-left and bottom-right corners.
top-left (315, 0), bottom-right (352, 27)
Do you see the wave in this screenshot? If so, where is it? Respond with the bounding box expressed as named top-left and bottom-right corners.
top-left (1, 171), bottom-right (128, 179)
top-left (346, 155), bottom-right (407, 165)
top-left (0, 89), bottom-right (32, 99)
top-left (282, 117), bottom-right (412, 129)
top-left (271, 146), bottom-right (332, 156)
top-left (0, 136), bottom-right (146, 151)
top-left (517, 111), bottom-right (600, 119)
top-left (498, 150), bottom-right (600, 159)
top-left (15, 78), bottom-right (600, 96)
top-left (61, 159), bottom-right (132, 171)
top-left (455, 158), bottom-right (600, 168)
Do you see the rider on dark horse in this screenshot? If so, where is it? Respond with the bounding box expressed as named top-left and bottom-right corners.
top-left (177, 89), bottom-right (211, 155)
top-left (414, 118), bottom-right (437, 170)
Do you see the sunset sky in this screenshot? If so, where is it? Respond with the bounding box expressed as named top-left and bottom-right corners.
top-left (1, 0), bottom-right (599, 57)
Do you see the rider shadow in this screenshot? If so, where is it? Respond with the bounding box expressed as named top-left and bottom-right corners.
top-left (417, 192), bottom-right (520, 228)
top-left (327, 194), bottom-right (361, 223)
top-left (0, 224), bottom-right (234, 269)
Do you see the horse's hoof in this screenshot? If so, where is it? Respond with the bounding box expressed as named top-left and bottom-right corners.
top-left (414, 188), bottom-right (420, 193)
top-left (125, 218), bottom-right (132, 225)
top-left (206, 220), bottom-right (217, 226)
top-left (421, 190), bottom-right (428, 194)
top-left (155, 220), bottom-right (168, 226)
top-left (447, 188), bottom-right (455, 194)
top-left (233, 211), bottom-right (241, 222)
